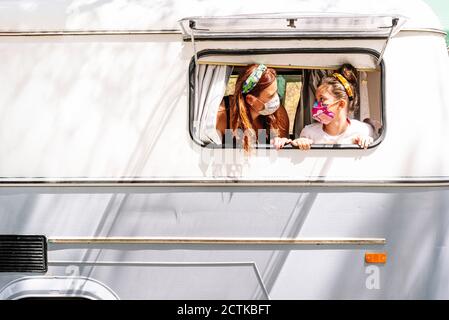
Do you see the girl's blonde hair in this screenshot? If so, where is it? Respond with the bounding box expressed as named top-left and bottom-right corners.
top-left (319, 64), bottom-right (359, 113)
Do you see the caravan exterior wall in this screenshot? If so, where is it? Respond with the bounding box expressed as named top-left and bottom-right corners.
top-left (0, 0), bottom-right (448, 299)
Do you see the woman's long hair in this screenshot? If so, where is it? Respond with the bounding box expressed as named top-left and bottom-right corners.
top-left (230, 64), bottom-right (283, 151)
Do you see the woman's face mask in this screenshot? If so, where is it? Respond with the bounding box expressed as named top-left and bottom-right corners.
top-left (257, 94), bottom-right (280, 116)
top-left (312, 101), bottom-right (336, 124)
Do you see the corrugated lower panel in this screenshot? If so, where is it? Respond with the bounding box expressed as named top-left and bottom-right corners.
top-left (0, 235), bottom-right (47, 272)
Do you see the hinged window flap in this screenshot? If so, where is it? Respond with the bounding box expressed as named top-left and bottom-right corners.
top-left (179, 13), bottom-right (406, 39)
top-left (179, 13), bottom-right (406, 66)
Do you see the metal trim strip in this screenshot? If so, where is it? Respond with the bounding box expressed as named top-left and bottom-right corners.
top-left (0, 179), bottom-right (449, 187)
top-left (48, 237), bottom-right (386, 245)
top-left (0, 30), bottom-right (181, 36)
top-left (0, 28), bottom-right (443, 38)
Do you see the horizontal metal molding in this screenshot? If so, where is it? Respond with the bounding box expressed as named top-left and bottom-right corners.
top-left (0, 30), bottom-right (181, 36)
top-left (0, 28), bottom-right (443, 38)
top-left (0, 179), bottom-right (449, 187)
top-left (48, 237), bottom-right (386, 245)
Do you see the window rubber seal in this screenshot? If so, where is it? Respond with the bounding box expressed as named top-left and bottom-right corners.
top-left (188, 47), bottom-right (386, 150)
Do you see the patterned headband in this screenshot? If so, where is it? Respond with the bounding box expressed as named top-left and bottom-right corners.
top-left (333, 73), bottom-right (354, 101)
top-left (242, 64), bottom-right (267, 94)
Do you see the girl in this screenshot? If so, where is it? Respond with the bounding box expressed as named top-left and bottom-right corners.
top-left (291, 64), bottom-right (374, 150)
top-left (216, 64), bottom-right (290, 151)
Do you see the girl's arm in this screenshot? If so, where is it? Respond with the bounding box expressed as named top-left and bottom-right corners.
top-left (291, 126), bottom-right (314, 150)
top-left (291, 137), bottom-right (313, 150)
top-left (353, 135), bottom-right (373, 149)
top-left (352, 121), bottom-right (375, 149)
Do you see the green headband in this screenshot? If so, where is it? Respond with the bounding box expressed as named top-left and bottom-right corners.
top-left (242, 64), bottom-right (267, 94)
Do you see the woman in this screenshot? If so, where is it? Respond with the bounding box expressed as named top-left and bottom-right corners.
top-left (216, 64), bottom-right (290, 151)
top-left (292, 64), bottom-right (374, 150)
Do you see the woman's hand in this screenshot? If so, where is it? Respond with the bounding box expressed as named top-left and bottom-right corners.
top-left (291, 138), bottom-right (313, 150)
top-left (271, 137), bottom-right (292, 150)
top-left (353, 135), bottom-right (374, 149)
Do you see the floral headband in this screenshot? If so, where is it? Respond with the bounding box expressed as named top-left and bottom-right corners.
top-left (242, 64), bottom-right (267, 94)
top-left (332, 72), bottom-right (354, 101)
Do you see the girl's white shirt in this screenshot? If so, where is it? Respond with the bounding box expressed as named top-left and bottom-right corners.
top-left (300, 119), bottom-right (374, 144)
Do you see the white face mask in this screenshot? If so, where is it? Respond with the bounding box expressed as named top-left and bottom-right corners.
top-left (257, 94), bottom-right (280, 116)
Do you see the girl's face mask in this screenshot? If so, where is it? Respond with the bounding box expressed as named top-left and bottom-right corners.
top-left (257, 94), bottom-right (280, 116)
top-left (312, 101), bottom-right (336, 124)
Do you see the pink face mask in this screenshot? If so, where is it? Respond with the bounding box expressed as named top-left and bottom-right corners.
top-left (312, 101), bottom-right (335, 125)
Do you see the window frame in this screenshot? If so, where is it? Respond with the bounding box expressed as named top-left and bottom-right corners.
top-left (188, 47), bottom-right (386, 150)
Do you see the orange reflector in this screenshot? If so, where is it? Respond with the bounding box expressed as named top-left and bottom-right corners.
top-left (365, 252), bottom-right (387, 264)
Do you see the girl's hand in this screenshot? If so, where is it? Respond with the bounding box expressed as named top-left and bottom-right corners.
top-left (291, 138), bottom-right (313, 150)
top-left (353, 135), bottom-right (374, 149)
top-left (271, 137), bottom-right (292, 150)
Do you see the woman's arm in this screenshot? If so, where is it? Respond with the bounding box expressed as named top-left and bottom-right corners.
top-left (291, 126), bottom-right (313, 150)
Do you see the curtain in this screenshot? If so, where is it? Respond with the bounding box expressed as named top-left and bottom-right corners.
top-left (193, 64), bottom-right (233, 145)
top-left (359, 71), bottom-right (370, 121)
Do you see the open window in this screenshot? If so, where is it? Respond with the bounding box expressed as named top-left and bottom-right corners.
top-left (183, 14), bottom-right (405, 149)
top-left (189, 49), bottom-right (384, 149)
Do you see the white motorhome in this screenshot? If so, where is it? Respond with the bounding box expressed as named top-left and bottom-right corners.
top-left (0, 0), bottom-right (448, 299)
